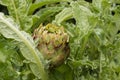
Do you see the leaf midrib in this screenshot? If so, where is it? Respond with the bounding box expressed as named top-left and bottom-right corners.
top-left (11, 0), bottom-right (20, 24)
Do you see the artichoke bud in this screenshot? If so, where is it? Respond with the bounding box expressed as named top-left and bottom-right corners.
top-left (33, 23), bottom-right (70, 68)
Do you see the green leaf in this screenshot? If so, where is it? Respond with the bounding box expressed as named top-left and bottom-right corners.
top-left (32, 7), bottom-right (63, 29)
top-left (0, 51), bottom-right (7, 63)
top-left (29, 63), bottom-right (46, 79)
top-left (54, 8), bottom-right (73, 25)
top-left (92, 0), bottom-right (102, 11)
top-left (70, 1), bottom-right (93, 59)
top-left (71, 1), bottom-right (92, 34)
top-left (0, 62), bottom-right (18, 80)
top-left (28, 0), bottom-right (71, 14)
top-left (0, 0), bottom-right (33, 31)
top-left (0, 13), bottom-right (47, 80)
top-left (0, 36), bottom-right (23, 66)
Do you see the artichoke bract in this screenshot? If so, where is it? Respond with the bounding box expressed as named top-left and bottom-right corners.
top-left (33, 23), bottom-right (70, 68)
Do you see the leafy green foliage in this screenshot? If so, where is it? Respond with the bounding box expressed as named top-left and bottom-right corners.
top-left (28, 0), bottom-right (70, 15)
top-left (0, 0), bottom-right (120, 80)
top-left (0, 0), bottom-right (33, 31)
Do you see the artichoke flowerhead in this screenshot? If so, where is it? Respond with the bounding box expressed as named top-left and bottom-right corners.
top-left (33, 23), bottom-right (70, 68)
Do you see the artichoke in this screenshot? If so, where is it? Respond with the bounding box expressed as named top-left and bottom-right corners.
top-left (33, 23), bottom-right (70, 68)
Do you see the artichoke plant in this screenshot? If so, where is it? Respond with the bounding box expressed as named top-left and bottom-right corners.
top-left (33, 23), bottom-right (70, 68)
